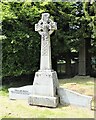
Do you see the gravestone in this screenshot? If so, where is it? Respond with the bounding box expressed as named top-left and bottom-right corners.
top-left (8, 13), bottom-right (92, 109)
top-left (28, 13), bottom-right (59, 107)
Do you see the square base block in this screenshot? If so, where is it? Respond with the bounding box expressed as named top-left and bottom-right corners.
top-left (28, 95), bottom-right (59, 107)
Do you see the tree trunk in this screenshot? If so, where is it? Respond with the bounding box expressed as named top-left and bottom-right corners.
top-left (86, 38), bottom-right (91, 75)
top-left (78, 39), bottom-right (86, 75)
top-left (78, 38), bottom-right (91, 76)
top-left (65, 51), bottom-right (71, 77)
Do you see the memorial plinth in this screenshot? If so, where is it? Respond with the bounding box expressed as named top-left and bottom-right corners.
top-left (28, 13), bottom-right (59, 107)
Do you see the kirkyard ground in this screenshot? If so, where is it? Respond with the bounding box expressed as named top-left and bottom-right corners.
top-left (0, 76), bottom-right (95, 118)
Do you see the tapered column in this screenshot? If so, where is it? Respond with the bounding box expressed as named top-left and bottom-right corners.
top-left (40, 33), bottom-right (52, 70)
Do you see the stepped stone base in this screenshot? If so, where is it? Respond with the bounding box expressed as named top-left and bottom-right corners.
top-left (28, 70), bottom-right (59, 107)
top-left (28, 95), bottom-right (59, 107)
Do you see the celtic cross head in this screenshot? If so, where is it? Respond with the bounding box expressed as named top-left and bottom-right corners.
top-left (35, 13), bottom-right (57, 35)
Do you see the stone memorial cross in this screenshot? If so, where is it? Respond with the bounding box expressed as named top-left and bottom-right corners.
top-left (8, 13), bottom-right (92, 109)
top-left (27, 13), bottom-right (59, 107)
top-left (35, 13), bottom-right (57, 70)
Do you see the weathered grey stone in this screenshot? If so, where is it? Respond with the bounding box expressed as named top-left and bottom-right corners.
top-left (35, 13), bottom-right (57, 70)
top-left (33, 70), bottom-right (59, 96)
top-left (28, 70), bottom-right (59, 107)
top-left (58, 87), bottom-right (92, 109)
top-left (28, 13), bottom-right (59, 107)
top-left (8, 13), bottom-right (59, 107)
top-left (8, 85), bottom-right (33, 99)
top-left (28, 95), bottom-right (59, 107)
top-left (8, 13), bottom-right (92, 109)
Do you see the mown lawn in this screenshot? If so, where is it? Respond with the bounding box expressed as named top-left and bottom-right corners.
top-left (0, 76), bottom-right (95, 119)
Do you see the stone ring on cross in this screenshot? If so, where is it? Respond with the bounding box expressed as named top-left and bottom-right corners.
top-left (35, 13), bottom-right (57, 35)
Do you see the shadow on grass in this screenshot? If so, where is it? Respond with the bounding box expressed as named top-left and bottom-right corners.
top-left (58, 103), bottom-right (69, 108)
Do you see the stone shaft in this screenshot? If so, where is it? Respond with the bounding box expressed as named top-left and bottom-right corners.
top-left (40, 34), bottom-right (51, 70)
top-left (35, 13), bottom-right (57, 70)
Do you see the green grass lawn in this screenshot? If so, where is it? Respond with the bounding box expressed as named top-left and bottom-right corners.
top-left (0, 76), bottom-right (95, 119)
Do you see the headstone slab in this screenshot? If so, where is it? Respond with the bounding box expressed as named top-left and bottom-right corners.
top-left (8, 85), bottom-right (33, 99)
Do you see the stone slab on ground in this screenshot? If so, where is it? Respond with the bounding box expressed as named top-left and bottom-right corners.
top-left (28, 95), bottom-right (59, 107)
top-left (8, 85), bottom-right (33, 99)
top-left (58, 87), bottom-right (92, 109)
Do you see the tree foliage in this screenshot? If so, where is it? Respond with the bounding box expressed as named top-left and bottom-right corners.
top-left (1, 2), bottom-right (96, 77)
top-left (2, 2), bottom-right (41, 76)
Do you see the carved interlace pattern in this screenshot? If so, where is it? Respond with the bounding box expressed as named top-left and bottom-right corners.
top-left (35, 13), bottom-right (57, 56)
top-left (42, 34), bottom-right (49, 56)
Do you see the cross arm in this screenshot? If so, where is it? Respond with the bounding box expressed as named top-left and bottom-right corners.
top-left (48, 19), bottom-right (57, 35)
top-left (35, 20), bottom-right (43, 32)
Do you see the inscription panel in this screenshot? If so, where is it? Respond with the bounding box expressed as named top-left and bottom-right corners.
top-left (11, 89), bottom-right (30, 95)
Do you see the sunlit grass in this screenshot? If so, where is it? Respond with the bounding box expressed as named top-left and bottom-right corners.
top-left (0, 86), bottom-right (8, 96)
top-left (0, 96), bottom-right (94, 118)
top-left (59, 76), bottom-right (94, 96)
top-left (0, 76), bottom-right (95, 118)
